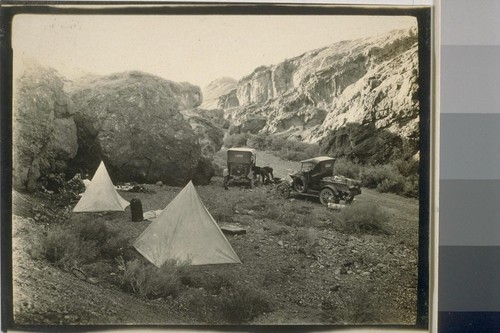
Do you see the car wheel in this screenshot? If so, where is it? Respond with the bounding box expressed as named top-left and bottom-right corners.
top-left (319, 187), bottom-right (339, 206)
top-left (277, 183), bottom-right (291, 198)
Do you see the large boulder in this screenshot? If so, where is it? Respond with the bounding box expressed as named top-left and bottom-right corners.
top-left (13, 62), bottom-right (78, 191)
top-left (180, 109), bottom-right (224, 155)
top-left (69, 71), bottom-right (204, 185)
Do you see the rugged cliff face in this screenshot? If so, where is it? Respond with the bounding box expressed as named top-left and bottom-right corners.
top-left (217, 27), bottom-right (420, 151)
top-left (13, 62), bottom-right (78, 191)
top-left (69, 71), bottom-right (205, 185)
top-left (200, 77), bottom-right (237, 110)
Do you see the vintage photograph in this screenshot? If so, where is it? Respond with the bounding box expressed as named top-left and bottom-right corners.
top-left (6, 4), bottom-right (430, 328)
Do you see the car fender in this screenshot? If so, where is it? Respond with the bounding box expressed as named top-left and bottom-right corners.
top-left (279, 178), bottom-right (293, 187)
top-left (321, 184), bottom-right (340, 195)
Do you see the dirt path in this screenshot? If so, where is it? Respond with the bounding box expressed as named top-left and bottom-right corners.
top-left (215, 147), bottom-right (301, 179)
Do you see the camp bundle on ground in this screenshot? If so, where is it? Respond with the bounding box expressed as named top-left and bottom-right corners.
top-left (73, 161), bottom-right (130, 212)
top-left (134, 181), bottom-right (241, 267)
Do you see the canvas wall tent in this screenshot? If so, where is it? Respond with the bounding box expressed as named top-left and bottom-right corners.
top-left (134, 181), bottom-right (241, 267)
top-left (73, 161), bottom-right (130, 212)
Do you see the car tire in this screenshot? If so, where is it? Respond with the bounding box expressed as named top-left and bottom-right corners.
top-left (319, 187), bottom-right (339, 206)
top-left (277, 183), bottom-right (291, 198)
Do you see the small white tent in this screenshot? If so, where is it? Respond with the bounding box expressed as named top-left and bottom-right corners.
top-left (134, 181), bottom-right (241, 267)
top-left (73, 161), bottom-right (130, 212)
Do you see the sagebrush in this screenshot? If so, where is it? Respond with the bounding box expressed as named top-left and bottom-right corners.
top-left (336, 202), bottom-right (390, 234)
top-left (122, 259), bottom-right (187, 299)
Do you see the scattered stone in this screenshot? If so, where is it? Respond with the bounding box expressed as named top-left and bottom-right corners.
top-left (156, 181), bottom-right (163, 186)
top-left (87, 277), bottom-right (99, 285)
top-left (278, 240), bottom-right (284, 247)
top-left (330, 285), bottom-right (340, 292)
top-left (220, 224), bottom-right (247, 235)
top-left (340, 267), bottom-right (348, 275)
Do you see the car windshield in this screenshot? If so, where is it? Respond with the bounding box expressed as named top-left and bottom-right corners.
top-left (301, 162), bottom-right (315, 172)
top-left (227, 151), bottom-right (255, 164)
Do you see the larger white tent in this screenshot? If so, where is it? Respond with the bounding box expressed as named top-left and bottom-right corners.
top-left (134, 181), bottom-right (241, 267)
top-left (73, 161), bottom-right (130, 212)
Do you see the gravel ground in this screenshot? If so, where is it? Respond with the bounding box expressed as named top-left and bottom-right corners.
top-left (10, 151), bottom-right (420, 326)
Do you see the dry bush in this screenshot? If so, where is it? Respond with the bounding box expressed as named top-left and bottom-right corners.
top-left (180, 269), bottom-right (235, 295)
top-left (34, 224), bottom-right (101, 269)
top-left (122, 259), bottom-right (187, 299)
top-left (337, 202), bottom-right (389, 234)
top-left (359, 161), bottom-right (418, 197)
top-left (262, 204), bottom-right (317, 228)
top-left (321, 285), bottom-right (387, 324)
top-left (216, 285), bottom-right (273, 323)
top-left (333, 157), bottom-right (361, 179)
top-left (295, 227), bottom-right (320, 256)
top-left (180, 280), bottom-right (273, 324)
top-left (223, 133), bottom-right (250, 148)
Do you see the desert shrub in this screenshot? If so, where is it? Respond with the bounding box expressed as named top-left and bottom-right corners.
top-left (246, 133), bottom-right (321, 161)
top-left (360, 163), bottom-right (408, 194)
top-left (223, 133), bottom-right (250, 148)
top-left (321, 285), bottom-right (386, 324)
top-left (278, 149), bottom-right (310, 162)
top-left (181, 281), bottom-right (273, 324)
top-left (376, 174), bottom-right (406, 194)
top-left (180, 269), bottom-right (235, 295)
top-left (122, 259), bottom-right (187, 299)
top-left (360, 164), bottom-right (396, 189)
top-left (402, 175), bottom-right (419, 198)
top-left (295, 227), bottom-right (320, 256)
top-left (75, 220), bottom-right (114, 244)
top-left (73, 220), bottom-right (130, 259)
top-left (180, 288), bottom-right (218, 323)
top-left (36, 225), bottom-right (100, 269)
top-left (359, 160), bottom-right (419, 197)
top-left (345, 285), bottom-right (387, 323)
top-left (393, 157), bottom-right (419, 177)
top-left (274, 139), bottom-right (321, 162)
top-left (216, 286), bottom-right (273, 323)
top-left (337, 202), bottom-right (389, 234)
top-left (262, 205), bottom-right (315, 228)
top-left (247, 133), bottom-right (270, 150)
top-left (333, 157), bottom-right (361, 179)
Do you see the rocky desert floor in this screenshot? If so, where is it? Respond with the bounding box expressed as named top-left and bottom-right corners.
top-left (10, 151), bottom-right (420, 327)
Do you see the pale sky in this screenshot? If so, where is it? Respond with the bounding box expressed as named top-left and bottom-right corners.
top-left (12, 14), bottom-right (417, 88)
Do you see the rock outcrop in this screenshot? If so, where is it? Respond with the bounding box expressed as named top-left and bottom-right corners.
top-left (180, 109), bottom-right (224, 156)
top-left (217, 27), bottom-right (420, 152)
top-left (13, 62), bottom-right (78, 191)
top-left (200, 77), bottom-right (237, 110)
top-left (69, 71), bottom-right (204, 185)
